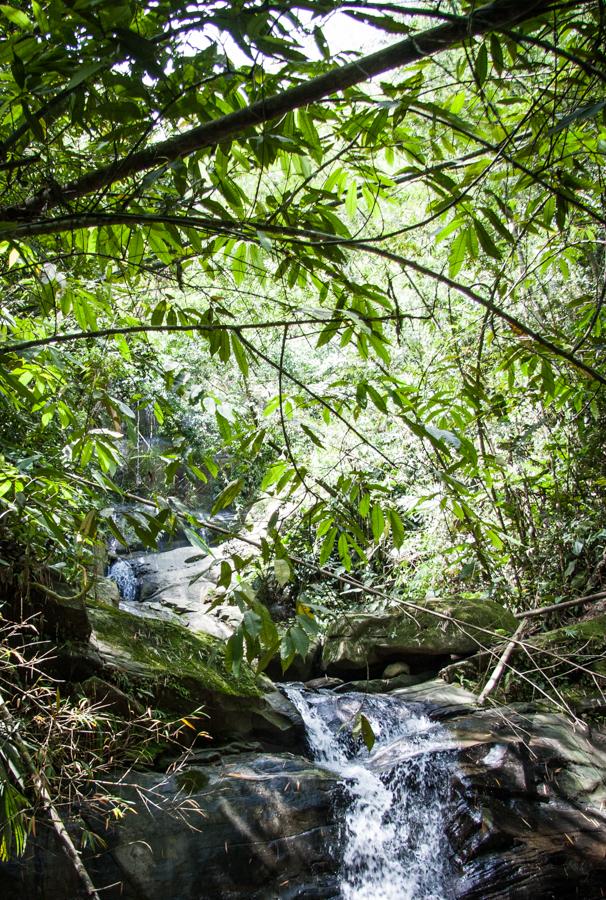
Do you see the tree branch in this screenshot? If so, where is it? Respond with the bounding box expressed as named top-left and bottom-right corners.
top-left (0, 0), bottom-right (554, 222)
top-left (0, 314), bottom-right (405, 357)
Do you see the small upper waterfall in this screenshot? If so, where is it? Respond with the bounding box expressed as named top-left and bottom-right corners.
top-left (285, 685), bottom-right (455, 900)
top-left (108, 558), bottom-right (139, 603)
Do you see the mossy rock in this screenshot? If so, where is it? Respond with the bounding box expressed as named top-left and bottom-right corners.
top-left (90, 576), bottom-right (120, 608)
top-left (87, 601), bottom-right (260, 698)
top-left (523, 614), bottom-right (606, 713)
top-left (532, 614), bottom-right (606, 656)
top-left (66, 602), bottom-right (303, 748)
top-left (322, 596), bottom-right (517, 673)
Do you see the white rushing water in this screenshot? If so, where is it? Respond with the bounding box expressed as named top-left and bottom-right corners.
top-left (284, 686), bottom-right (455, 900)
top-left (108, 558), bottom-right (139, 603)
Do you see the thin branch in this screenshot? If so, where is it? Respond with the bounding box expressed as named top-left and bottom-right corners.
top-left (0, 314), bottom-right (405, 357)
top-left (478, 620), bottom-right (528, 704)
top-left (0, 0), bottom-right (554, 222)
top-left (515, 589), bottom-right (606, 619)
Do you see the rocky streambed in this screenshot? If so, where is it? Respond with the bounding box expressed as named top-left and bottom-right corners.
top-left (4, 674), bottom-right (606, 899)
top-left (3, 546), bottom-right (606, 898)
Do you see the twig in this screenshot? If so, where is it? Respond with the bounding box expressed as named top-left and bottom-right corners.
top-left (515, 589), bottom-right (606, 620)
top-left (478, 620), bottom-right (529, 705)
top-left (0, 694), bottom-right (101, 899)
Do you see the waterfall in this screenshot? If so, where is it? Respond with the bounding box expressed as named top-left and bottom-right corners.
top-left (108, 558), bottom-right (139, 603)
top-left (285, 685), bottom-right (455, 900)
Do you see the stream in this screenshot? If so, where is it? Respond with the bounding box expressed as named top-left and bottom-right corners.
top-left (97, 544), bottom-right (606, 900)
top-left (285, 685), bottom-right (456, 899)
top-left (107, 549), bottom-right (459, 897)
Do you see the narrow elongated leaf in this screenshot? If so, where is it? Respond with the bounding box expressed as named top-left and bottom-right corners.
top-left (211, 478), bottom-right (244, 515)
top-left (371, 503), bottom-right (385, 542)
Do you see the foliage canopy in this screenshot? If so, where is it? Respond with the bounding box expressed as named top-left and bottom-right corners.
top-left (0, 0), bottom-right (605, 641)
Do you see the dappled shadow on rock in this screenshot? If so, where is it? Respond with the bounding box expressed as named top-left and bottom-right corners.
top-left (445, 707), bottom-right (606, 898)
top-left (1, 753), bottom-right (341, 900)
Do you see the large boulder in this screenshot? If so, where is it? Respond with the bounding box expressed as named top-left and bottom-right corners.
top-left (128, 546), bottom-right (241, 638)
top-left (322, 597), bottom-right (517, 673)
top-left (64, 602), bottom-right (303, 749)
top-left (1, 753), bottom-right (341, 900)
top-left (445, 705), bottom-right (606, 897)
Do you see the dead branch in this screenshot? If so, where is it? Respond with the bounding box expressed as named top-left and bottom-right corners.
top-left (478, 621), bottom-right (529, 705)
top-left (0, 694), bottom-right (101, 900)
top-left (514, 589), bottom-right (606, 620)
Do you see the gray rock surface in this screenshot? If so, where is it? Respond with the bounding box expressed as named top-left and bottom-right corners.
top-left (129, 546), bottom-right (241, 638)
top-left (1, 753), bottom-right (341, 900)
top-left (322, 598), bottom-right (517, 673)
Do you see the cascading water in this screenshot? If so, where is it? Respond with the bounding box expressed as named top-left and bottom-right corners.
top-left (108, 558), bottom-right (139, 603)
top-left (285, 685), bottom-right (455, 900)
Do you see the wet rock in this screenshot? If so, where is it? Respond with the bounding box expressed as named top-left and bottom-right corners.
top-left (39, 585), bottom-right (91, 642)
top-left (305, 676), bottom-right (344, 691)
top-left (391, 678), bottom-right (479, 716)
top-left (333, 671), bottom-right (432, 694)
top-left (1, 754), bottom-right (341, 900)
top-left (445, 706), bottom-right (606, 897)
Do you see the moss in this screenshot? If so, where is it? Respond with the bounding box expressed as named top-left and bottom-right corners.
top-left (323, 596), bottom-right (517, 670)
top-left (532, 614), bottom-right (606, 654)
top-left (86, 601), bottom-right (261, 698)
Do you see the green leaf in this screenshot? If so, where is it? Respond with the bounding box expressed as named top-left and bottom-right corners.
top-left (274, 557), bottom-right (291, 586)
top-left (261, 462), bottom-right (289, 491)
top-left (211, 478), bottom-right (244, 515)
top-left (358, 494), bottom-right (370, 517)
top-left (474, 219), bottom-right (501, 260)
top-left (151, 300), bottom-right (167, 326)
top-left (218, 560), bottom-right (232, 588)
top-left (368, 332), bottom-right (391, 366)
top-left (226, 630), bottom-right (244, 676)
top-left (231, 333), bottom-right (249, 377)
top-left (231, 242), bottom-right (248, 285)
top-left (474, 43), bottom-right (488, 86)
top-left (371, 503), bottom-right (385, 542)
top-left (345, 180), bottom-right (358, 218)
top-left (289, 623), bottom-right (310, 657)
top-left (66, 61), bottom-right (106, 91)
top-left (153, 400), bottom-right (164, 425)
top-left (316, 321), bottom-right (340, 348)
top-left (300, 423), bottom-right (325, 448)
top-left (0, 5), bottom-right (32, 29)
top-left (338, 532), bottom-right (352, 571)
top-left (360, 714), bottom-right (375, 751)
top-left (388, 508), bottom-right (405, 549)
top-left (352, 712), bottom-right (375, 752)
top-left (184, 527), bottom-right (210, 552)
top-left (319, 526), bottom-right (337, 566)
top-left (490, 34), bottom-right (503, 75)
top-left (448, 230), bottom-right (468, 278)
